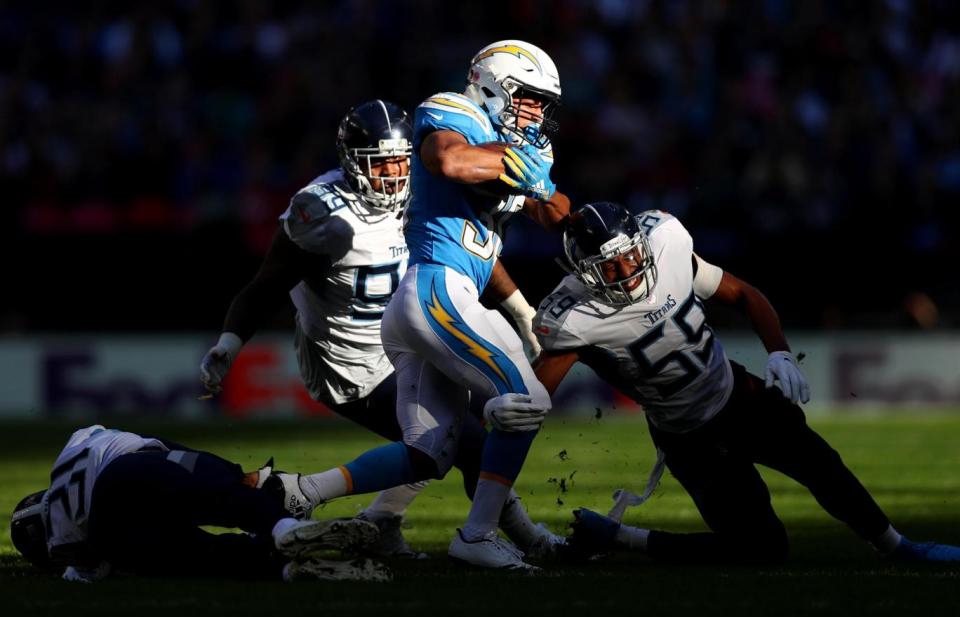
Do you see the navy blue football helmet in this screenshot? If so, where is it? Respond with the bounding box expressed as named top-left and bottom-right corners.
top-left (561, 202), bottom-right (658, 305)
top-left (11, 490), bottom-right (52, 569)
top-left (336, 100), bottom-right (413, 212)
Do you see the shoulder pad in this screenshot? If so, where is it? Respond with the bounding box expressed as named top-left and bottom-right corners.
top-left (533, 281), bottom-right (589, 352)
top-left (641, 212), bottom-right (693, 261)
top-left (279, 182), bottom-right (354, 255)
top-left (415, 92), bottom-right (496, 147)
top-left (633, 210), bottom-right (674, 236)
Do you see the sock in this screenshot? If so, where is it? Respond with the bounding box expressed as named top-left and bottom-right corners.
top-left (462, 477), bottom-right (513, 541)
top-left (299, 467), bottom-right (350, 504)
top-left (478, 429), bottom-right (538, 483)
top-left (300, 442), bottom-right (420, 503)
top-left (872, 524), bottom-right (903, 554)
top-left (461, 429), bottom-right (539, 541)
top-left (344, 441), bottom-right (419, 494)
top-left (271, 517), bottom-right (299, 544)
top-left (363, 481), bottom-right (429, 517)
top-left (499, 490), bottom-right (539, 548)
top-left (615, 524), bottom-right (651, 551)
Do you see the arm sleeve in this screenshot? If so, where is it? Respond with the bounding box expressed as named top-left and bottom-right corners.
top-left (692, 253), bottom-right (724, 299)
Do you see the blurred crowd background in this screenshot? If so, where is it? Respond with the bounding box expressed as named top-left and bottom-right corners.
top-left (2, 0), bottom-right (958, 333)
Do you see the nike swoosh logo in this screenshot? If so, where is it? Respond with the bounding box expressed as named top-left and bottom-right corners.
top-left (426, 111), bottom-right (443, 121)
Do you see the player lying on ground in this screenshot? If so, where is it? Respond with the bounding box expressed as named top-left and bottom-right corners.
top-left (532, 201), bottom-right (960, 564)
top-left (269, 40), bottom-right (572, 570)
top-left (199, 99), bottom-right (558, 558)
top-left (10, 425), bottom-right (391, 582)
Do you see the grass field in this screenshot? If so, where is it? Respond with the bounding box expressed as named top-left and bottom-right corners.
top-left (2, 413), bottom-right (959, 616)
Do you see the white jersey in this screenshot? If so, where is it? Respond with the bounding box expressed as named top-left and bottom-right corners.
top-left (279, 169), bottom-right (409, 404)
top-left (535, 212), bottom-right (733, 433)
top-left (43, 426), bottom-right (168, 556)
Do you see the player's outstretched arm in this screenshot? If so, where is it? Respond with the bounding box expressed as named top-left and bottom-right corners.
top-left (707, 264), bottom-right (810, 403)
top-left (532, 349), bottom-right (580, 396)
top-left (419, 130), bottom-right (509, 184)
top-left (708, 269), bottom-right (790, 355)
top-left (201, 229), bottom-right (323, 393)
top-left (522, 190), bottom-right (570, 232)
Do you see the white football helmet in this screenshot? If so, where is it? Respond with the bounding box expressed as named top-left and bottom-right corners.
top-left (464, 40), bottom-right (561, 148)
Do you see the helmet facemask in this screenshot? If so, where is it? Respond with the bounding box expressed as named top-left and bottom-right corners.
top-left (338, 138), bottom-right (412, 213)
top-left (493, 80), bottom-right (560, 149)
top-left (563, 230), bottom-right (658, 306)
top-left (464, 40), bottom-right (562, 149)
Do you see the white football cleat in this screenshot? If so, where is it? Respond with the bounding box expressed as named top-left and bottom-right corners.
top-left (262, 472), bottom-right (314, 520)
top-left (448, 529), bottom-right (539, 570)
top-left (284, 557), bottom-right (392, 582)
top-left (275, 518), bottom-right (379, 560)
top-left (521, 523), bottom-right (568, 561)
top-left (355, 511), bottom-right (428, 559)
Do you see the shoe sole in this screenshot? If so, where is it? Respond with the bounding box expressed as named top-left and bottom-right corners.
top-left (448, 554), bottom-right (540, 571)
top-left (287, 557), bottom-right (392, 582)
top-left (448, 542), bottom-right (540, 571)
top-left (277, 519), bottom-right (380, 559)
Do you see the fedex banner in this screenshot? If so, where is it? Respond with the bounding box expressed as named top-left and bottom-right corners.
top-left (0, 334), bottom-right (958, 418)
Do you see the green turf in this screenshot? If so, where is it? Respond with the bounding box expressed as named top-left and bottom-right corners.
top-left (2, 414), bottom-right (959, 616)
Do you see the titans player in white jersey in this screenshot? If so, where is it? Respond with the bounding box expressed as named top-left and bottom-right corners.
top-left (200, 100), bottom-right (430, 556)
top-left (533, 201), bottom-right (960, 564)
top-left (10, 425), bottom-right (389, 582)
top-left (280, 41), bottom-right (572, 569)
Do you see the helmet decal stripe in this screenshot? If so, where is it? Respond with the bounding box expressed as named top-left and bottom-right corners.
top-left (377, 99), bottom-right (392, 132)
top-left (582, 203), bottom-right (608, 231)
top-left (473, 44), bottom-right (542, 72)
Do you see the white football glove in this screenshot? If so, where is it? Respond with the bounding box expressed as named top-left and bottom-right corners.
top-left (483, 393), bottom-right (550, 432)
top-left (500, 289), bottom-right (542, 363)
top-left (200, 332), bottom-right (243, 394)
top-left (764, 351), bottom-right (810, 404)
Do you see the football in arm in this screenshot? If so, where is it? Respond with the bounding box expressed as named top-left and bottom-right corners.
top-left (470, 142), bottom-right (513, 199)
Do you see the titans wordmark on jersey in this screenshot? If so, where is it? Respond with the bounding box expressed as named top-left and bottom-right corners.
top-left (535, 211), bottom-right (734, 433)
top-left (280, 169), bottom-right (408, 404)
top-left (404, 92), bottom-right (537, 292)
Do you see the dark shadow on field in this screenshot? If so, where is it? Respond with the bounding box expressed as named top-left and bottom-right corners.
top-left (3, 541), bottom-right (960, 617)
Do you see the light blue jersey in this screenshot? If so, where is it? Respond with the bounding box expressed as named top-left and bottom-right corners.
top-left (405, 92), bottom-right (526, 292)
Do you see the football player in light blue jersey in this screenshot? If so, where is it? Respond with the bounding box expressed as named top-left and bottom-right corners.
top-left (200, 98), bottom-right (569, 563)
top-left (386, 39), bottom-right (572, 569)
top-left (281, 41), bottom-right (572, 570)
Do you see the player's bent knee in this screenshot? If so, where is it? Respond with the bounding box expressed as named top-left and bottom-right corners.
top-left (527, 381), bottom-right (551, 413)
top-left (404, 444), bottom-right (444, 480)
